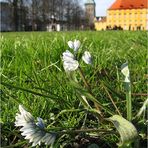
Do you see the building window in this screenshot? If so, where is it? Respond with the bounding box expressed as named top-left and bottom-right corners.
top-left (129, 13), bottom-right (132, 18)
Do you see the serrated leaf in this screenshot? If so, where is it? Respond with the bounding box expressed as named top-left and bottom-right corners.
top-left (107, 115), bottom-right (138, 147)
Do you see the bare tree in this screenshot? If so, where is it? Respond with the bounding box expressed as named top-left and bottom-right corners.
top-left (5, 0), bottom-right (85, 31)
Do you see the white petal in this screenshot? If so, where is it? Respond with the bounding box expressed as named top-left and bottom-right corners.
top-left (24, 133), bottom-right (35, 140)
top-left (46, 135), bottom-right (55, 145)
top-left (62, 50), bottom-right (79, 72)
top-left (42, 133), bottom-right (55, 145)
top-left (67, 41), bottom-right (74, 49)
top-left (62, 50), bottom-right (74, 61)
top-left (15, 116), bottom-right (28, 126)
top-left (31, 131), bottom-right (44, 146)
top-left (24, 112), bottom-right (34, 122)
top-left (63, 60), bottom-right (79, 72)
top-left (20, 123), bottom-right (36, 131)
top-left (21, 127), bottom-right (35, 133)
top-left (21, 130), bottom-right (36, 136)
top-left (73, 40), bottom-right (81, 52)
top-left (121, 62), bottom-right (129, 77)
top-left (19, 105), bottom-right (34, 122)
top-left (82, 51), bottom-right (92, 65)
top-left (42, 133), bottom-right (52, 143)
top-left (124, 76), bottom-right (130, 83)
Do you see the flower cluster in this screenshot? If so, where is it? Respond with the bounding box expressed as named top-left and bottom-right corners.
top-left (15, 105), bottom-right (56, 147)
top-left (62, 39), bottom-right (92, 72)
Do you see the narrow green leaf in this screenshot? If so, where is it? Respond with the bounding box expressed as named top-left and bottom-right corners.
top-left (106, 115), bottom-right (138, 147)
top-left (1, 82), bottom-right (59, 99)
top-left (136, 98), bottom-right (148, 118)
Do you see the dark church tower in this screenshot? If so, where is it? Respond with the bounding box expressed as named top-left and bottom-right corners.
top-left (85, 0), bottom-right (96, 26)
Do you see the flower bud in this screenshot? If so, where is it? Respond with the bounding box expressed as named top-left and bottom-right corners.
top-left (82, 51), bottom-right (92, 65)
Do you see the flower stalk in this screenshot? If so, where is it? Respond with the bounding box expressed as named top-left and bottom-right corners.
top-left (78, 66), bottom-right (103, 113)
top-left (121, 62), bottom-right (132, 121)
top-left (78, 66), bottom-right (91, 91)
top-left (125, 82), bottom-right (132, 121)
top-left (56, 128), bottom-right (116, 135)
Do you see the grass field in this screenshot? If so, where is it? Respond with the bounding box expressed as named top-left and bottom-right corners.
top-left (1, 31), bottom-right (147, 147)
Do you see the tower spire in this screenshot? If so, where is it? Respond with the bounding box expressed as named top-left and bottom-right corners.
top-left (85, 0), bottom-right (96, 26)
top-left (85, 0), bottom-right (95, 4)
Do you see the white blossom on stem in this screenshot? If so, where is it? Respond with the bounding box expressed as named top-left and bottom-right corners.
top-left (68, 40), bottom-right (81, 52)
top-left (15, 105), bottom-right (56, 147)
top-left (62, 50), bottom-right (75, 61)
top-left (82, 51), bottom-right (92, 65)
top-left (62, 50), bottom-right (79, 72)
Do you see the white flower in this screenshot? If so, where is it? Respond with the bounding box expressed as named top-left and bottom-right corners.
top-left (82, 51), bottom-right (92, 65)
top-left (62, 50), bottom-right (75, 61)
top-left (62, 50), bottom-right (79, 72)
top-left (63, 60), bottom-right (79, 72)
top-left (121, 62), bottom-right (130, 83)
top-left (67, 41), bottom-right (74, 49)
top-left (68, 39), bottom-right (81, 52)
top-left (15, 105), bottom-right (56, 147)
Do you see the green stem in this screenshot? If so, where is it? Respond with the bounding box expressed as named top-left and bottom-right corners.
top-left (78, 67), bottom-right (101, 109)
top-left (56, 128), bottom-right (116, 135)
top-left (78, 67), bottom-right (91, 91)
top-left (2, 141), bottom-right (27, 148)
top-left (125, 82), bottom-right (132, 121)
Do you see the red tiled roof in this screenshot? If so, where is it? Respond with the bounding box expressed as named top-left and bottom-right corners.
top-left (108, 0), bottom-right (148, 10)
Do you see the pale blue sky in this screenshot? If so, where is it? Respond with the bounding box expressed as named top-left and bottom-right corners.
top-left (83, 0), bottom-right (115, 16)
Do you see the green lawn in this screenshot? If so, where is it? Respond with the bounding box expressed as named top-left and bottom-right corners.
top-left (1, 31), bottom-right (147, 147)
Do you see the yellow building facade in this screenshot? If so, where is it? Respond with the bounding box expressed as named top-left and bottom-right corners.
top-left (94, 17), bottom-right (107, 31)
top-left (107, 8), bottom-right (148, 30)
top-left (94, 0), bottom-right (148, 31)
